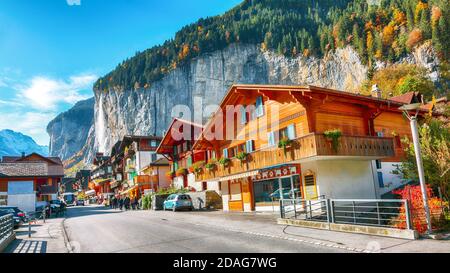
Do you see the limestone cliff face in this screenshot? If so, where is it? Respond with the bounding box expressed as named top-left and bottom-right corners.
top-left (49, 42), bottom-right (439, 164)
top-left (47, 98), bottom-right (94, 161)
top-left (91, 43), bottom-right (369, 157)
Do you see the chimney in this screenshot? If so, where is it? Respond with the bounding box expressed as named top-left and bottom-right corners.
top-left (371, 84), bottom-right (382, 98)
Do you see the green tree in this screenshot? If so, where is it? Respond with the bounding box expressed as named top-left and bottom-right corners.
top-left (394, 118), bottom-right (450, 205)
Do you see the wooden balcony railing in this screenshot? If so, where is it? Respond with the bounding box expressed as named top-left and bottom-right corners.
top-left (195, 133), bottom-right (395, 182)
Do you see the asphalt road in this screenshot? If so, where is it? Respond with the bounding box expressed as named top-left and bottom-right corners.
top-left (64, 205), bottom-right (346, 253)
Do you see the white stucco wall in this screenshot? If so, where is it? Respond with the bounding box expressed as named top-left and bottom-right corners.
top-left (301, 160), bottom-right (378, 200)
top-left (173, 176), bottom-right (184, 189)
top-left (187, 173), bottom-right (203, 192)
top-left (206, 181), bottom-right (221, 194)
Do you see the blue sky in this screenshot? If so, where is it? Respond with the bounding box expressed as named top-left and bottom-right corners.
top-left (0, 0), bottom-right (242, 145)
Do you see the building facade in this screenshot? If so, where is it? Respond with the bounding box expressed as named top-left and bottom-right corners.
top-left (192, 85), bottom-right (416, 212)
top-left (0, 153), bottom-right (64, 212)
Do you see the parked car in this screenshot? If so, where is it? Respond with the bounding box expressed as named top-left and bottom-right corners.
top-left (35, 201), bottom-right (51, 218)
top-left (0, 206), bottom-right (26, 229)
top-left (163, 194), bottom-right (194, 212)
top-left (76, 199), bottom-right (85, 206)
top-left (49, 199), bottom-right (66, 215)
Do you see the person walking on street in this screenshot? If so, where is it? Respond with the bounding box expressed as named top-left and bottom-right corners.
top-left (119, 197), bottom-right (124, 211)
top-left (124, 196), bottom-right (130, 211)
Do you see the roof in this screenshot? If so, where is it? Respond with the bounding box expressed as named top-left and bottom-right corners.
top-left (389, 92), bottom-right (422, 104)
top-left (156, 118), bottom-right (204, 154)
top-left (1, 153), bottom-right (63, 165)
top-left (150, 158), bottom-right (170, 166)
top-left (0, 153), bottom-right (64, 177)
top-left (0, 162), bottom-right (50, 177)
top-left (192, 84), bottom-right (411, 149)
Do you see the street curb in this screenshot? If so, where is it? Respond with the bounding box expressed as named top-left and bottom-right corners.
top-left (61, 217), bottom-right (73, 253)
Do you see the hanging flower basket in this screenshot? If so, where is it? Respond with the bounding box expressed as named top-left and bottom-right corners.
top-left (324, 129), bottom-right (342, 152)
top-left (218, 157), bottom-right (231, 168)
top-left (176, 168), bottom-right (188, 177)
top-left (205, 159), bottom-right (217, 172)
top-left (278, 137), bottom-right (293, 155)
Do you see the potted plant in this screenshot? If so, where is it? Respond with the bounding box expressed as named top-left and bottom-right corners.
top-left (324, 129), bottom-right (342, 152)
top-left (205, 159), bottom-right (217, 172)
top-left (191, 161), bottom-right (205, 175)
top-left (176, 168), bottom-right (188, 177)
top-left (236, 152), bottom-right (248, 165)
top-left (218, 157), bottom-right (231, 168)
top-left (165, 171), bottom-right (175, 180)
top-left (278, 137), bottom-right (293, 155)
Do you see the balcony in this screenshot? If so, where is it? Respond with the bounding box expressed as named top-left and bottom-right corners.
top-left (195, 133), bottom-right (395, 182)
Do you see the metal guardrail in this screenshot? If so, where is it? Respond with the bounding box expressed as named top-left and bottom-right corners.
top-left (280, 198), bottom-right (412, 230)
top-left (0, 214), bottom-right (14, 243)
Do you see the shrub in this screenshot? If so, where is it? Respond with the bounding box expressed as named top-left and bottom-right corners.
top-left (142, 194), bottom-right (152, 210)
top-left (236, 152), bottom-right (248, 162)
top-left (392, 185), bottom-right (448, 234)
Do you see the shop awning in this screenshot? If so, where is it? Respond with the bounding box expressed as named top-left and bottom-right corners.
top-left (119, 185), bottom-right (137, 195)
top-left (93, 178), bottom-right (111, 186)
top-left (110, 180), bottom-right (121, 189)
top-left (85, 190), bottom-right (96, 196)
top-left (218, 170), bottom-right (260, 182)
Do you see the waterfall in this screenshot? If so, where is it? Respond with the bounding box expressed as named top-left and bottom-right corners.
top-left (95, 95), bottom-right (107, 153)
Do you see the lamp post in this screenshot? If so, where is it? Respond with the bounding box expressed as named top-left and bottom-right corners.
top-left (399, 103), bottom-right (432, 234)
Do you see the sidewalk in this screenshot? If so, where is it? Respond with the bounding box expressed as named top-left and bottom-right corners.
top-left (5, 217), bottom-right (68, 253)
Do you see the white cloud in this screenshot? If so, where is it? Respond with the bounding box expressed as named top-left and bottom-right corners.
top-left (0, 111), bottom-right (56, 145)
top-left (18, 74), bottom-right (97, 110)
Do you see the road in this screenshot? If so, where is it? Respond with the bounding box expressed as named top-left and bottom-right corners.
top-left (63, 205), bottom-right (347, 253)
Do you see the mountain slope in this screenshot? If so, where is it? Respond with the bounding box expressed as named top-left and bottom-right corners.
top-left (95, 0), bottom-right (448, 94)
top-left (0, 130), bottom-right (48, 158)
top-left (47, 97), bottom-right (94, 161)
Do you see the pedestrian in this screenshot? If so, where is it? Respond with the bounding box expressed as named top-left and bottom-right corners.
top-left (119, 197), bottom-right (124, 210)
top-left (124, 196), bottom-right (130, 211)
top-left (134, 198), bottom-right (140, 210)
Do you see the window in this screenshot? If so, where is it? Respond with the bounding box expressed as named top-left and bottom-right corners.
top-left (255, 96), bottom-right (264, 117)
top-left (240, 105), bottom-right (248, 125)
top-left (287, 124), bottom-right (296, 140)
top-left (187, 156), bottom-right (193, 167)
top-left (211, 150), bottom-right (216, 159)
top-left (239, 143), bottom-right (246, 153)
top-left (375, 160), bottom-right (382, 170)
top-left (182, 142), bottom-right (188, 152)
top-left (229, 183), bottom-right (242, 201)
top-left (151, 153), bottom-right (157, 162)
top-left (222, 148), bottom-right (229, 158)
top-left (378, 172), bottom-right (384, 188)
top-left (246, 140), bottom-right (254, 153)
top-left (267, 131), bottom-right (276, 147)
top-left (202, 182), bottom-right (207, 191)
top-left (150, 140), bottom-right (158, 147)
top-left (377, 131), bottom-right (384, 137)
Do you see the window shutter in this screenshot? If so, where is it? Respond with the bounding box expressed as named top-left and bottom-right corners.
top-left (246, 140), bottom-right (254, 153)
top-left (240, 105), bottom-right (247, 125)
top-left (256, 96), bottom-right (264, 117)
top-left (187, 156), bottom-right (193, 167)
top-left (377, 172), bottom-right (384, 188)
top-left (223, 148), bottom-right (229, 158)
top-left (287, 124), bottom-right (296, 140)
top-left (173, 145), bottom-right (177, 155)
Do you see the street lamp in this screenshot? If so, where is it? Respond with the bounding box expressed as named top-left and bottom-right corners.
top-left (399, 102), bottom-right (432, 234)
